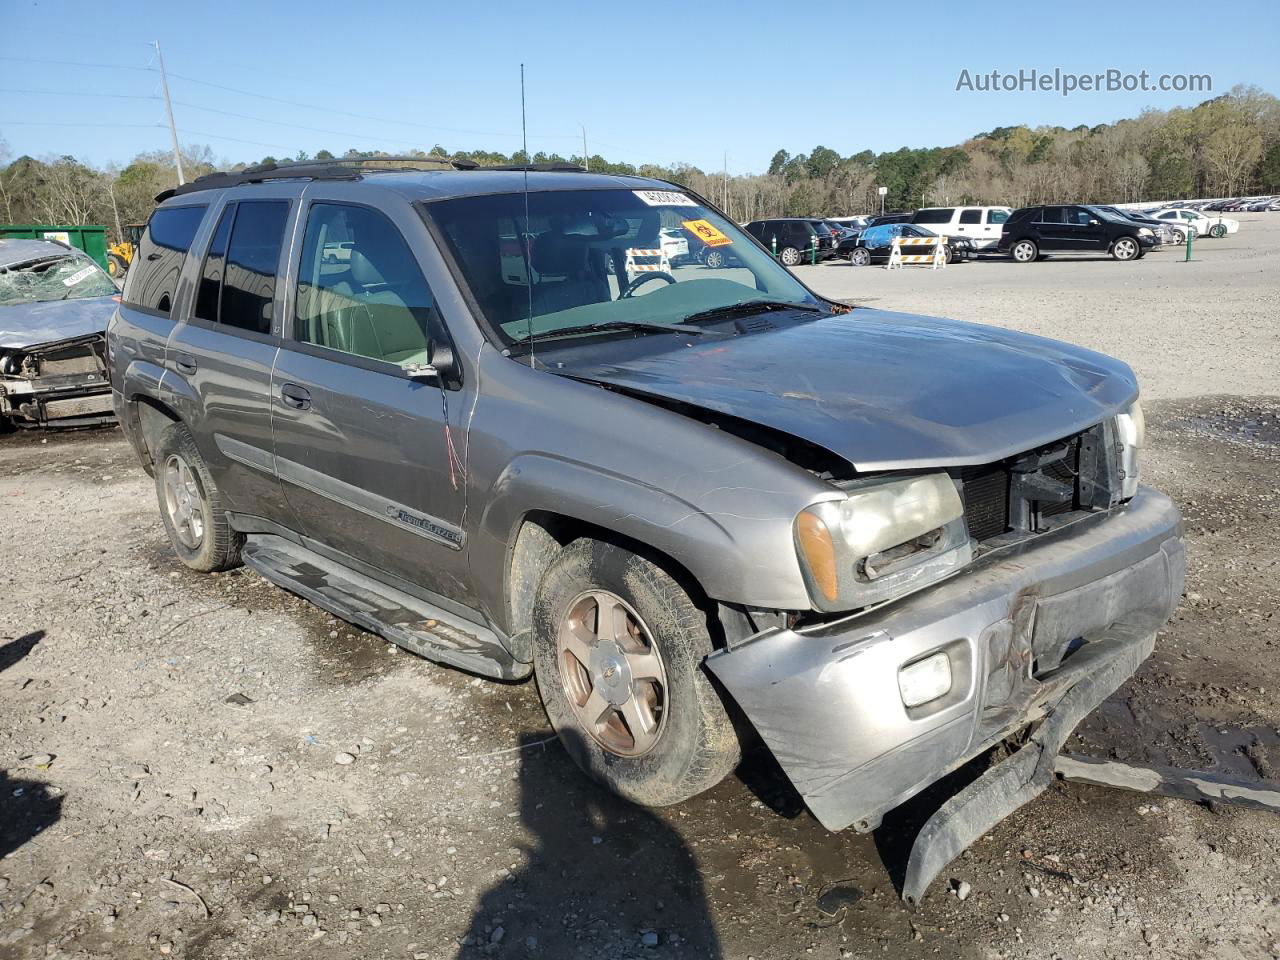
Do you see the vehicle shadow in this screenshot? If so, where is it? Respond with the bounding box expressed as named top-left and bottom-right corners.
top-left (0, 630), bottom-right (63, 860)
top-left (0, 629), bottom-right (44, 674)
top-left (459, 730), bottom-right (721, 958)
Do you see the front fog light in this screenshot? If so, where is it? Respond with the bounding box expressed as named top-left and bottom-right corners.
top-left (898, 651), bottom-right (952, 708)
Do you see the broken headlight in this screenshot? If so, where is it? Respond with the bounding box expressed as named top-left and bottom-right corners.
top-left (1114, 399), bottom-right (1144, 500)
top-left (794, 474), bottom-right (973, 612)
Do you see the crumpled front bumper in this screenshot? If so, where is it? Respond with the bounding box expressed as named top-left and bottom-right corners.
top-left (706, 486), bottom-right (1185, 834)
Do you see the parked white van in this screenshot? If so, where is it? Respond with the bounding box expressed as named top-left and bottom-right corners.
top-left (911, 206), bottom-right (1012, 250)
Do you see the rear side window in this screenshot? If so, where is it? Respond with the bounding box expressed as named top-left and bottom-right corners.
top-left (958, 209), bottom-right (982, 224)
top-left (219, 201), bottom-right (289, 335)
top-left (987, 209), bottom-right (1010, 224)
top-left (1040, 207), bottom-right (1067, 224)
top-left (123, 205), bottom-right (206, 315)
top-left (293, 203), bottom-right (438, 368)
top-left (914, 208), bottom-right (953, 224)
top-left (195, 206), bottom-right (234, 323)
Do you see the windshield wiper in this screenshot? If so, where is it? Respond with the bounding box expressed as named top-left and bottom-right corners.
top-left (682, 299), bottom-right (824, 325)
top-left (510, 319), bottom-right (708, 347)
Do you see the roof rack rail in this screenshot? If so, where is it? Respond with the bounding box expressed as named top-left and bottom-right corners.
top-left (155, 154), bottom-right (480, 202)
top-left (489, 162), bottom-right (586, 172)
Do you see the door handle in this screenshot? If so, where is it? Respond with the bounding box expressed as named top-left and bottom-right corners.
top-left (174, 353), bottom-right (197, 375)
top-left (280, 383), bottom-right (312, 410)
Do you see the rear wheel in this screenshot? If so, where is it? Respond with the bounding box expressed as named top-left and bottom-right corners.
top-left (1112, 237), bottom-right (1140, 261)
top-left (107, 253), bottom-right (128, 279)
top-left (702, 248), bottom-right (726, 269)
top-left (779, 246), bottom-right (801, 266)
top-left (1209, 223), bottom-right (1228, 238)
top-left (1011, 239), bottom-right (1038, 263)
top-left (532, 539), bottom-right (740, 806)
top-left (850, 247), bottom-right (871, 266)
top-left (153, 421), bottom-right (243, 572)
top-left (1170, 228), bottom-right (1186, 244)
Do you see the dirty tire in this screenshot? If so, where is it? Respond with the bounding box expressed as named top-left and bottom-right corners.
top-left (851, 247), bottom-right (871, 266)
top-left (153, 421), bottom-right (243, 573)
top-left (532, 539), bottom-right (740, 807)
top-left (1011, 239), bottom-right (1038, 263)
top-left (107, 253), bottom-right (128, 279)
top-left (779, 246), bottom-right (801, 266)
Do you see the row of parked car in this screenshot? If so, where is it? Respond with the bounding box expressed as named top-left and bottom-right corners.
top-left (1159, 196), bottom-right (1280, 213)
top-left (745, 194), bottom-right (1251, 268)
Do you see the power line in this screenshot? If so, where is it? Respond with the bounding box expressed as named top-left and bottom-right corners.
top-left (172, 100), bottom-right (432, 149)
top-left (0, 89), bottom-right (159, 101)
top-left (0, 120), bottom-right (164, 128)
top-left (0, 55), bottom-right (153, 72)
top-left (165, 71), bottom-right (576, 143)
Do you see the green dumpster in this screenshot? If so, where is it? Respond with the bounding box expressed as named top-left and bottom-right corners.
top-left (0, 224), bottom-right (109, 270)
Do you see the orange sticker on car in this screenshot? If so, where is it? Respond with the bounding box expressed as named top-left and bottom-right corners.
top-left (682, 219), bottom-right (733, 247)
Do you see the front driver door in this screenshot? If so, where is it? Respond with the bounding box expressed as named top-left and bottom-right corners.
top-left (269, 194), bottom-right (474, 609)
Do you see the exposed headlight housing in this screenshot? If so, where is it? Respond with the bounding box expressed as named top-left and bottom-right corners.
top-left (794, 474), bottom-right (972, 611)
top-left (1114, 399), bottom-right (1144, 500)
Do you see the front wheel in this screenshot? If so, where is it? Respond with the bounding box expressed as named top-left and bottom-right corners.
top-left (1209, 223), bottom-right (1228, 238)
top-left (778, 246), bottom-right (801, 266)
top-left (107, 253), bottom-right (128, 279)
top-left (1011, 239), bottom-right (1038, 263)
top-left (850, 247), bottom-right (872, 266)
top-left (532, 539), bottom-right (740, 807)
top-left (1112, 237), bottom-right (1140, 261)
top-left (702, 248), bottom-right (726, 269)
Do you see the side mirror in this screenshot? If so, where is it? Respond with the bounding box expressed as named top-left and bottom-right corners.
top-left (403, 341), bottom-right (456, 383)
top-left (1089, 218), bottom-right (1100, 225)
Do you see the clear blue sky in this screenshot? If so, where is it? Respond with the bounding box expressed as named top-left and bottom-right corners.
top-left (3, 0), bottom-right (1277, 174)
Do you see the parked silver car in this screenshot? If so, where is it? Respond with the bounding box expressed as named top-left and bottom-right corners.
top-left (108, 160), bottom-right (1184, 900)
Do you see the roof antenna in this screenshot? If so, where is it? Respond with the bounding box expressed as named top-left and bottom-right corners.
top-left (520, 63), bottom-right (536, 370)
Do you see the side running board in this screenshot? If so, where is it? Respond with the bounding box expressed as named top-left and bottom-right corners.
top-left (241, 535), bottom-right (527, 681)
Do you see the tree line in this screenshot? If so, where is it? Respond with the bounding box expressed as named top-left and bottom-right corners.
top-left (2, 85), bottom-right (1277, 243)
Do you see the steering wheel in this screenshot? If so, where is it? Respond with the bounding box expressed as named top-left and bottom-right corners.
top-left (619, 271), bottom-right (677, 299)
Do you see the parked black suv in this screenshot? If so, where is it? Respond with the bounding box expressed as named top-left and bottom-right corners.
top-left (998, 205), bottom-right (1158, 262)
top-left (743, 218), bottom-right (838, 265)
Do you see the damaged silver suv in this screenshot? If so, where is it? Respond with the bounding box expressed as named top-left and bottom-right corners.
top-left (108, 160), bottom-right (1184, 900)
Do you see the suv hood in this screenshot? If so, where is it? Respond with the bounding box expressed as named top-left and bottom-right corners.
top-left (567, 309), bottom-right (1137, 472)
top-left (0, 295), bottom-right (115, 350)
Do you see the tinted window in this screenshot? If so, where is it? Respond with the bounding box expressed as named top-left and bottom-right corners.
top-left (195, 205), bottom-right (234, 323)
top-left (220, 201), bottom-right (288, 334)
top-left (123, 204), bottom-right (206, 314)
top-left (914, 208), bottom-right (954, 224)
top-left (987, 209), bottom-right (1010, 224)
top-left (294, 203), bottom-right (437, 367)
top-left (1040, 207), bottom-right (1067, 224)
top-left (1067, 207), bottom-right (1094, 226)
top-left (958, 209), bottom-right (982, 224)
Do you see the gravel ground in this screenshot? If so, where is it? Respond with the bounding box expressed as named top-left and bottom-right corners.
top-left (1, 217), bottom-right (1278, 960)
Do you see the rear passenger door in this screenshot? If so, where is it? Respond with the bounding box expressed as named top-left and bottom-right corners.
top-left (1036, 207), bottom-right (1072, 250)
top-left (166, 190), bottom-right (296, 521)
top-left (269, 193), bottom-right (471, 606)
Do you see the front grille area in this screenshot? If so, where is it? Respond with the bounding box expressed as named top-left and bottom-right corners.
top-left (959, 464), bottom-right (1010, 540)
top-left (958, 431), bottom-right (1092, 543)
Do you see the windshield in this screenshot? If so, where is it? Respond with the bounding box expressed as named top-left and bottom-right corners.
top-left (425, 188), bottom-right (819, 348)
top-left (0, 255), bottom-right (117, 307)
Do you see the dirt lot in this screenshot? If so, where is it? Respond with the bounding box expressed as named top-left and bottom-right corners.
top-left (2, 217), bottom-right (1278, 960)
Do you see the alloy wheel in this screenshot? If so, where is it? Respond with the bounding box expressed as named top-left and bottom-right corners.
top-left (163, 454), bottom-right (205, 549)
top-left (557, 590), bottom-right (668, 757)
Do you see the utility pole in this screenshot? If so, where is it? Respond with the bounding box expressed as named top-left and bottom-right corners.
top-left (154, 41), bottom-right (184, 185)
top-left (581, 125), bottom-right (588, 171)
top-left (723, 151), bottom-right (729, 214)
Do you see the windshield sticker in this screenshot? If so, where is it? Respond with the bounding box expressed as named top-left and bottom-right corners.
top-left (633, 190), bottom-right (698, 207)
top-left (62, 265), bottom-right (97, 287)
top-left (63, 264), bottom-right (97, 288)
top-left (682, 219), bottom-right (733, 248)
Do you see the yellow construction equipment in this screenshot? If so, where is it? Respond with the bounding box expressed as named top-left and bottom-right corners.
top-left (106, 223), bottom-right (145, 279)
